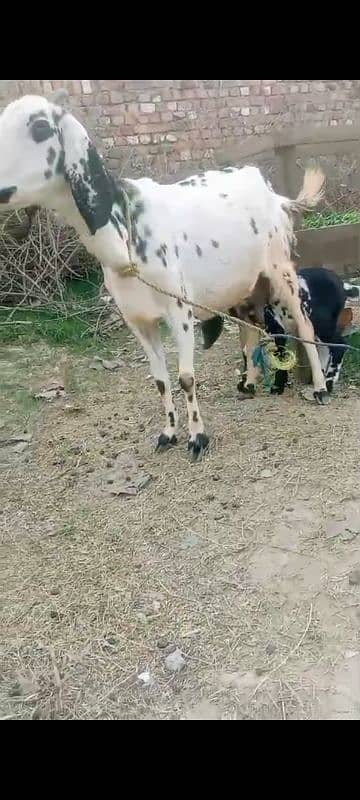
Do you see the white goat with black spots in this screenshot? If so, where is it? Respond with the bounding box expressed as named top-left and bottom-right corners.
top-left (0, 92), bottom-right (327, 459)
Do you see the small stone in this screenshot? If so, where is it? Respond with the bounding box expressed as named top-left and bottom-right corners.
top-left (138, 671), bottom-right (152, 687)
top-left (266, 641), bottom-right (277, 656)
top-left (64, 404), bottom-right (83, 414)
top-left (102, 359), bottom-right (125, 371)
top-left (260, 469), bottom-right (273, 479)
top-left (13, 441), bottom-right (29, 453)
top-left (349, 569), bottom-right (360, 587)
top-left (157, 637), bottom-right (171, 650)
top-left (165, 649), bottom-right (186, 673)
top-left (9, 683), bottom-right (22, 697)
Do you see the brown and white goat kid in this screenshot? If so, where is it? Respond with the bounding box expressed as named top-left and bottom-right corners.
top-left (0, 91), bottom-right (327, 459)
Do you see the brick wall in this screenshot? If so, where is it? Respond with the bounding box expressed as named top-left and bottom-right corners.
top-left (1, 80), bottom-right (360, 179)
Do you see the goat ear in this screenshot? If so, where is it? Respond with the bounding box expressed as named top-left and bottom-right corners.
top-left (59, 114), bottom-right (115, 235)
top-left (48, 88), bottom-right (70, 107)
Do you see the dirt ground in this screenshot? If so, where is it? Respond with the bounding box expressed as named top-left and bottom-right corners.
top-left (1, 325), bottom-right (360, 720)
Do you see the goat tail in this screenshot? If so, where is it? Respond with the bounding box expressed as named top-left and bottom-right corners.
top-left (287, 166), bottom-right (325, 214)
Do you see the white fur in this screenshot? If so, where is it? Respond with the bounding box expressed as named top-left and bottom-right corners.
top-left (0, 95), bottom-right (328, 454)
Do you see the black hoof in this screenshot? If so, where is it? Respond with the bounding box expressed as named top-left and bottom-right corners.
top-left (156, 433), bottom-right (178, 452)
top-left (270, 385), bottom-right (285, 396)
top-left (314, 389), bottom-right (330, 406)
top-left (326, 379), bottom-right (334, 394)
top-left (237, 381), bottom-right (256, 397)
top-left (188, 433), bottom-right (209, 462)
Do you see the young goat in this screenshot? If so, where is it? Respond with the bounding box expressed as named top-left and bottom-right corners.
top-left (0, 91), bottom-right (327, 459)
top-left (202, 267), bottom-right (359, 395)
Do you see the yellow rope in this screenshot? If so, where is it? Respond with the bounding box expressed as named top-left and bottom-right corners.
top-left (265, 341), bottom-right (297, 372)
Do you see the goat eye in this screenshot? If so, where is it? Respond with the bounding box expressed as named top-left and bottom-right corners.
top-left (30, 119), bottom-right (54, 143)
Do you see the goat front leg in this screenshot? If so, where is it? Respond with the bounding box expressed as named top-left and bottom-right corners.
top-left (128, 320), bottom-right (178, 452)
top-left (169, 302), bottom-right (209, 461)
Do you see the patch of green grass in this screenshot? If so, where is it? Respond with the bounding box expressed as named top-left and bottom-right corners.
top-left (343, 331), bottom-right (360, 384)
top-left (303, 209), bottom-right (360, 229)
top-left (0, 273), bottom-right (118, 353)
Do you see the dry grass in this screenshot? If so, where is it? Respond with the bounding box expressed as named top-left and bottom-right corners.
top-left (0, 209), bottom-right (97, 306)
top-left (1, 327), bottom-right (360, 720)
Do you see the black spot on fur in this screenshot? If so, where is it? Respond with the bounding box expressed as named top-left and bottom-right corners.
top-left (28, 111), bottom-right (47, 125)
top-left (156, 249), bottom-right (167, 268)
top-left (193, 411), bottom-right (199, 423)
top-left (135, 237), bottom-right (148, 263)
top-left (144, 225), bottom-right (152, 238)
top-left (188, 309), bottom-right (192, 319)
top-left (183, 323), bottom-right (189, 332)
top-left (220, 193), bottom-right (228, 199)
top-left (177, 299), bottom-right (183, 308)
top-left (156, 380), bottom-right (165, 396)
top-left (169, 412), bottom-right (176, 428)
top-left (251, 218), bottom-right (259, 235)
top-left (175, 245), bottom-right (179, 259)
top-left (211, 240), bottom-right (219, 250)
top-left (44, 169), bottom-right (52, 180)
top-left (183, 232), bottom-right (188, 241)
top-left (47, 146), bottom-right (56, 166)
top-left (179, 375), bottom-right (194, 393)
top-left (196, 245), bottom-right (202, 257)
top-left (67, 142), bottom-right (116, 236)
top-left (115, 210), bottom-right (124, 226)
top-left (269, 232), bottom-right (273, 240)
top-left (56, 150), bottom-right (65, 175)
top-left (180, 180), bottom-right (191, 187)
top-left (275, 226), bottom-right (278, 233)
top-left (132, 200), bottom-right (145, 224)
top-left (273, 263), bottom-right (278, 269)
top-left (188, 394), bottom-right (194, 403)
top-left (223, 167), bottom-right (234, 173)
top-left (110, 213), bottom-right (123, 238)
top-left (30, 118), bottom-right (54, 144)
